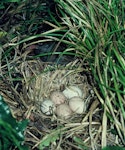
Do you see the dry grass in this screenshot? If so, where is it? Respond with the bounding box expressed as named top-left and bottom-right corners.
top-left (0, 51), bottom-right (123, 149)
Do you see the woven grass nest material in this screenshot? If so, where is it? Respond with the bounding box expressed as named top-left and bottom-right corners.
top-left (22, 61), bottom-right (91, 118)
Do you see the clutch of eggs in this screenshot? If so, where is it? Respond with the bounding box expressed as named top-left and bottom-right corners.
top-left (41, 86), bottom-right (86, 119)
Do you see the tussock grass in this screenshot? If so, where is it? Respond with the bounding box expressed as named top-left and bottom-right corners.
top-left (40, 0), bottom-right (125, 148)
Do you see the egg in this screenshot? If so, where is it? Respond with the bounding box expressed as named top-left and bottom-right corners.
top-left (56, 103), bottom-right (72, 119)
top-left (50, 91), bottom-right (66, 105)
top-left (63, 86), bottom-right (83, 99)
top-left (69, 97), bottom-right (86, 114)
top-left (41, 99), bottom-right (56, 115)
